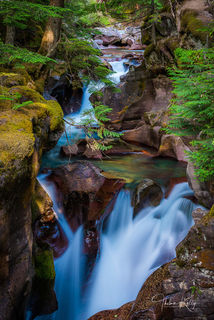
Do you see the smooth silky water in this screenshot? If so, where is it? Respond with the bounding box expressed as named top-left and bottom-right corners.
top-left (28, 52), bottom-right (199, 320)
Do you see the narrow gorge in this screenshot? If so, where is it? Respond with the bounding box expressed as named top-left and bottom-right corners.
top-left (0, 1), bottom-right (213, 320)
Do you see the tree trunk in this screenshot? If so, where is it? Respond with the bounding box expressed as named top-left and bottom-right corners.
top-left (5, 25), bottom-right (15, 45)
top-left (39, 0), bottom-right (64, 57)
top-left (151, 0), bottom-right (156, 45)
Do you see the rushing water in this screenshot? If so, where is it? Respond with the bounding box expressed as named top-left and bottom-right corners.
top-left (29, 52), bottom-right (198, 320)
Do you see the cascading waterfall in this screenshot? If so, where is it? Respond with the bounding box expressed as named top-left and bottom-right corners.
top-left (84, 183), bottom-right (195, 318)
top-left (32, 55), bottom-right (199, 320)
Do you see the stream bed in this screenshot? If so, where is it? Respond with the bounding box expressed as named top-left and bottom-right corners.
top-left (27, 51), bottom-right (200, 320)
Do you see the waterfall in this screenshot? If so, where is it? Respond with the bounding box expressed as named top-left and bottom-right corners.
top-left (85, 183), bottom-right (195, 318)
top-left (36, 175), bottom-right (85, 320)
top-left (32, 53), bottom-right (198, 320)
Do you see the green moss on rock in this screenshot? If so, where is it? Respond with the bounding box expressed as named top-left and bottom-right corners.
top-left (0, 73), bottom-right (64, 171)
top-left (34, 249), bottom-right (55, 280)
top-left (0, 72), bottom-right (27, 87)
top-left (144, 44), bottom-right (155, 58)
top-left (181, 10), bottom-right (207, 43)
top-left (9, 86), bottom-right (46, 103)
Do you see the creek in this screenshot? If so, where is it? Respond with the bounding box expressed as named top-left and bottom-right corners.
top-left (28, 50), bottom-right (199, 320)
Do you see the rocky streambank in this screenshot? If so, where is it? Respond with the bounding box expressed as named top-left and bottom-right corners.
top-left (0, 70), bottom-right (64, 320)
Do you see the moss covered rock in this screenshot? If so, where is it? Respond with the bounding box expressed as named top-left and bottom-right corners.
top-left (180, 9), bottom-right (208, 44)
top-left (34, 249), bottom-right (55, 280)
top-left (0, 72), bottom-right (27, 87)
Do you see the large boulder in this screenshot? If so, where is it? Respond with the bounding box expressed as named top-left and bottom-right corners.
top-left (132, 179), bottom-right (163, 215)
top-left (48, 161), bottom-right (124, 229)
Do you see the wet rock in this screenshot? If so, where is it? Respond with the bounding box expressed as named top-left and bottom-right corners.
top-left (28, 278), bottom-right (57, 319)
top-left (132, 179), bottom-right (163, 215)
top-left (122, 125), bottom-right (161, 150)
top-left (159, 134), bottom-right (191, 162)
top-left (60, 139), bottom-right (143, 160)
top-left (45, 73), bottom-right (83, 115)
top-left (94, 67), bottom-right (173, 132)
top-left (35, 220), bottom-right (68, 259)
top-left (48, 161), bottom-right (124, 229)
top-left (60, 144), bottom-right (78, 157)
top-left (187, 162), bottom-right (214, 208)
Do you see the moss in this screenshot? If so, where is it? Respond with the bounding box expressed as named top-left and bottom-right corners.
top-left (34, 249), bottom-right (55, 280)
top-left (209, 205), bottom-right (214, 217)
top-left (0, 72), bottom-right (27, 87)
top-left (181, 10), bottom-right (207, 44)
top-left (141, 30), bottom-right (151, 45)
top-left (9, 86), bottom-right (46, 103)
top-left (144, 44), bottom-right (155, 58)
top-left (0, 85), bottom-right (13, 110)
top-left (35, 78), bottom-right (45, 94)
top-left (176, 259), bottom-right (186, 268)
top-left (32, 101), bottom-right (64, 131)
top-left (0, 111), bottom-right (35, 166)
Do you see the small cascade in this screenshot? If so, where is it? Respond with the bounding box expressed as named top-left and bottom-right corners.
top-left (85, 183), bottom-right (195, 318)
top-left (105, 189), bottom-right (133, 237)
top-left (109, 59), bottom-right (129, 84)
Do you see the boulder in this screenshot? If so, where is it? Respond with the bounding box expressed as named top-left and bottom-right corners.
top-left (48, 161), bottom-right (124, 228)
top-left (122, 125), bottom-right (161, 150)
top-left (158, 135), bottom-right (191, 162)
top-left (132, 179), bottom-right (163, 215)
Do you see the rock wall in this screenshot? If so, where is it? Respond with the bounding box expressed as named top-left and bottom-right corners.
top-left (0, 70), bottom-right (64, 320)
top-left (96, 0), bottom-right (214, 208)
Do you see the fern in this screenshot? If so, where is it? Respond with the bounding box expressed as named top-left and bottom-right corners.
top-left (166, 48), bottom-right (214, 181)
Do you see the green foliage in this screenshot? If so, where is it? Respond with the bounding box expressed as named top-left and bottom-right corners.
top-left (0, 41), bottom-right (55, 66)
top-left (67, 102), bottom-right (122, 151)
top-left (166, 48), bottom-right (214, 181)
top-left (60, 38), bottom-right (114, 87)
top-left (96, 0), bottom-right (164, 21)
top-left (0, 0), bottom-right (68, 29)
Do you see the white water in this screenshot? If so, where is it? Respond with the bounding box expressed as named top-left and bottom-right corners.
top-left (85, 183), bottom-right (195, 318)
top-left (36, 174), bottom-right (85, 320)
